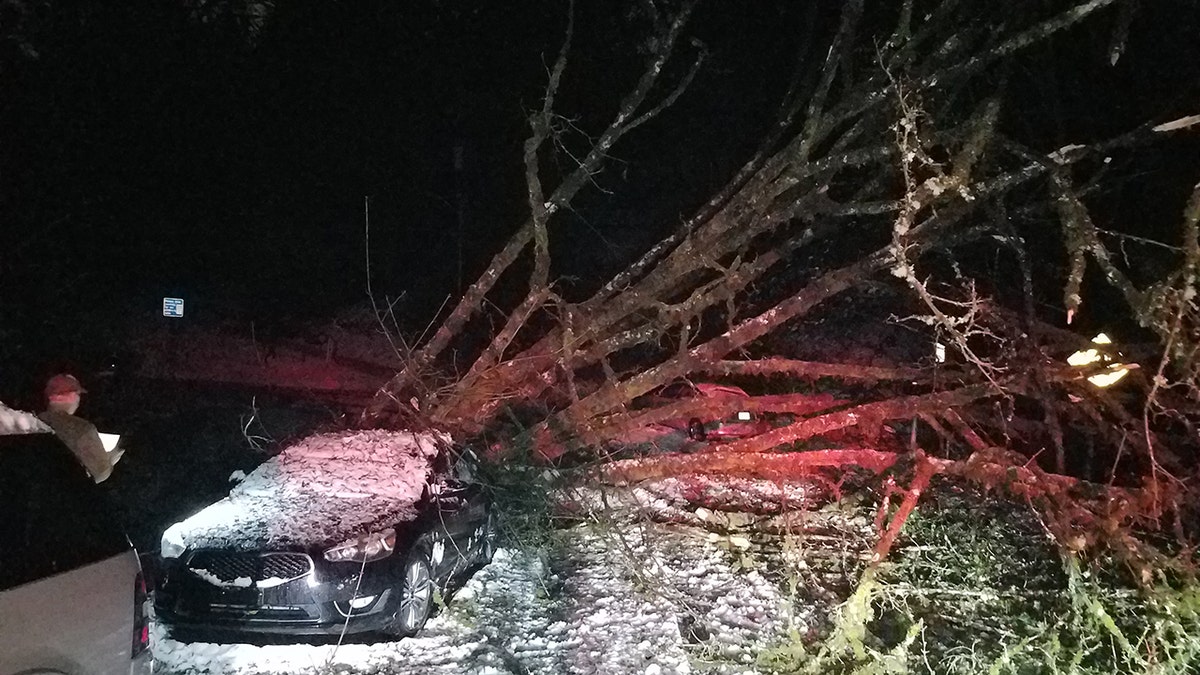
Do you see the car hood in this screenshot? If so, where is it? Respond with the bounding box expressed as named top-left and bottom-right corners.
top-left (171, 430), bottom-right (443, 552)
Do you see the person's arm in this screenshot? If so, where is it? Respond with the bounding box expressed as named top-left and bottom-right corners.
top-left (72, 427), bottom-right (115, 483)
top-left (41, 413), bottom-right (115, 483)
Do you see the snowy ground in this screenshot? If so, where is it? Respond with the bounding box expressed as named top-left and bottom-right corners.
top-left (151, 520), bottom-right (811, 675)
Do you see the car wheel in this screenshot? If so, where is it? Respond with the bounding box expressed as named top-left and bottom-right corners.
top-left (686, 418), bottom-right (707, 441)
top-left (388, 551), bottom-right (434, 637)
top-left (480, 512), bottom-right (499, 563)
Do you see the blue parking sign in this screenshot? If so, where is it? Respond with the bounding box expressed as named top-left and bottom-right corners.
top-left (163, 297), bottom-right (185, 318)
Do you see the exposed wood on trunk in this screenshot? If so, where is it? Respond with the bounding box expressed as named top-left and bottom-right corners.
top-left (599, 448), bottom-right (901, 484)
top-left (869, 453), bottom-right (938, 566)
top-left (698, 358), bottom-right (927, 382)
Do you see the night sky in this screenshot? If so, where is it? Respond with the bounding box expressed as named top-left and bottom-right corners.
top-left (2, 3), bottom-right (800, 324)
top-left (2, 1), bottom-right (1199, 378)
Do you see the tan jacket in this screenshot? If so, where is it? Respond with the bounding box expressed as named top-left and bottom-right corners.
top-left (37, 411), bottom-right (115, 483)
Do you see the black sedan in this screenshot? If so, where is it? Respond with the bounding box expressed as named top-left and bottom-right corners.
top-left (153, 431), bottom-right (496, 640)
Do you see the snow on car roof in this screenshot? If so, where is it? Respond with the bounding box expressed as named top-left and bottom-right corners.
top-left (174, 429), bottom-right (446, 551)
top-left (0, 402), bottom-right (50, 436)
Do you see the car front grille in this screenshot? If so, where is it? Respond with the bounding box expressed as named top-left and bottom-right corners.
top-left (187, 551), bottom-right (313, 584)
top-left (200, 603), bottom-right (317, 623)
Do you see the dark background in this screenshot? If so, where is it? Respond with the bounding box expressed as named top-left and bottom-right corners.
top-left (2, 1), bottom-right (1199, 400)
top-left (1, 3), bottom-right (802, 325)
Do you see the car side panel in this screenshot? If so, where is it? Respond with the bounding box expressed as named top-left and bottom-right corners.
top-left (423, 489), bottom-right (488, 583)
top-left (0, 549), bottom-right (141, 675)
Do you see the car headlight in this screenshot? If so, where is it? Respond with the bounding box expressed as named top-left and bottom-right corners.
top-left (323, 528), bottom-right (397, 564)
top-left (161, 523), bottom-right (187, 559)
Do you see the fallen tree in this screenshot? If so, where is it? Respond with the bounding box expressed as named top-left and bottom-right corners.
top-left (356, 0), bottom-right (1200, 580)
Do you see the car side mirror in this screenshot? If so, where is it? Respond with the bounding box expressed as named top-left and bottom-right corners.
top-left (429, 480), bottom-right (469, 504)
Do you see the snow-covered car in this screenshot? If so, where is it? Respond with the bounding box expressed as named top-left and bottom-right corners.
top-left (153, 430), bottom-right (496, 640)
top-left (646, 381), bottom-right (773, 442)
top-left (0, 405), bottom-right (152, 675)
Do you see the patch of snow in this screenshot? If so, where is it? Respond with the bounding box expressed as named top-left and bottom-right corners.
top-left (152, 520), bottom-right (796, 675)
top-left (189, 568), bottom-right (252, 588)
top-left (0, 402), bottom-right (51, 435)
top-left (562, 477), bottom-right (819, 527)
top-left (172, 430), bottom-right (445, 551)
top-left (649, 474), bottom-right (818, 511)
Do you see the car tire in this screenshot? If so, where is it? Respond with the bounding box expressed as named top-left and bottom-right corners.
top-left (480, 512), bottom-right (498, 564)
top-left (686, 418), bottom-right (707, 441)
top-left (386, 550), bottom-right (435, 638)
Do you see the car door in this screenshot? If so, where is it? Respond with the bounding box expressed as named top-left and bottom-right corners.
top-left (423, 483), bottom-right (475, 581)
top-left (0, 431), bottom-right (150, 675)
top-left (423, 452), bottom-right (489, 582)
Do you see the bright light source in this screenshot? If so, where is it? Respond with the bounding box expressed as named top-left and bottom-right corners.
top-left (737, 411), bottom-right (752, 421)
top-left (1068, 333), bottom-right (1115, 366)
top-left (1067, 333), bottom-right (1134, 388)
top-left (349, 595), bottom-right (376, 609)
top-left (1067, 348), bottom-right (1102, 367)
top-left (98, 433), bottom-right (121, 453)
top-left (1088, 365), bottom-right (1132, 388)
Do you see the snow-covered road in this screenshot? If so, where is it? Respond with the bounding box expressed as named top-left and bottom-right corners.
top-left (151, 522), bottom-right (799, 675)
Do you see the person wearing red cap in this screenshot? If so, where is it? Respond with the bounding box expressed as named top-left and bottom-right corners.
top-left (36, 373), bottom-right (123, 483)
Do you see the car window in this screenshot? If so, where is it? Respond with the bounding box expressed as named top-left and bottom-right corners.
top-left (0, 432), bottom-right (130, 592)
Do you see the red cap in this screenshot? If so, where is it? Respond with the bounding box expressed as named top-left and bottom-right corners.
top-left (45, 373), bottom-right (87, 399)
